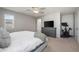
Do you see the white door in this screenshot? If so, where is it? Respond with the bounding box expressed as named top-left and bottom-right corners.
top-left (75, 12), bottom-right (78, 40)
top-left (75, 11), bottom-right (79, 42)
top-left (37, 19), bottom-right (41, 32)
top-left (77, 12), bottom-right (79, 42)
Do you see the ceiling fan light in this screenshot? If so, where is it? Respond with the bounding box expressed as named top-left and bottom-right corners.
top-left (33, 10), bottom-right (39, 13)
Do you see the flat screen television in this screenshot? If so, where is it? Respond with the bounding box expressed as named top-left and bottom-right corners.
top-left (44, 21), bottom-right (54, 27)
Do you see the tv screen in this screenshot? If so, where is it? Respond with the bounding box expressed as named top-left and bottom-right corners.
top-left (44, 21), bottom-right (54, 27)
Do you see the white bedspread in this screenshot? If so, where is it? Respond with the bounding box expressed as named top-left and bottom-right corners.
top-left (0, 31), bottom-right (43, 52)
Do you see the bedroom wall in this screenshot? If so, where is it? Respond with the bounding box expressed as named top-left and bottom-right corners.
top-left (61, 14), bottom-right (74, 36)
top-left (41, 12), bottom-right (61, 37)
top-left (0, 8), bottom-right (37, 32)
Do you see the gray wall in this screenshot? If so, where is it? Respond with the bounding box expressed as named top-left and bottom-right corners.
top-left (0, 8), bottom-right (37, 32)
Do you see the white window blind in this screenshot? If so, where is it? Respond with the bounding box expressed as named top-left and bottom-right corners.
top-left (4, 14), bottom-right (14, 30)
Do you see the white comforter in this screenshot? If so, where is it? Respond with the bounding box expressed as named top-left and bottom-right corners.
top-left (0, 31), bottom-right (43, 52)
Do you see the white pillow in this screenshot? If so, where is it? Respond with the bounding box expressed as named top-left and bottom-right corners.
top-left (0, 27), bottom-right (11, 48)
top-left (34, 32), bottom-right (47, 41)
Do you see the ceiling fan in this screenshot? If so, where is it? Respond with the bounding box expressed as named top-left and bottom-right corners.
top-left (26, 7), bottom-right (46, 14)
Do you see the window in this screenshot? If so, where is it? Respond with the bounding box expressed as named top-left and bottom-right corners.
top-left (4, 14), bottom-right (14, 30)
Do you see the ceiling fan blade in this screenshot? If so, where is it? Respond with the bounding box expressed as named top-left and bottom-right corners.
top-left (26, 9), bottom-right (31, 11)
top-left (40, 7), bottom-right (46, 10)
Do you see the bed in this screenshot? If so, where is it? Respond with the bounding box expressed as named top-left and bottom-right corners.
top-left (0, 31), bottom-right (47, 52)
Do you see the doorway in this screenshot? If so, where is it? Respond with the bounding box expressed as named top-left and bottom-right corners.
top-left (37, 18), bottom-right (42, 32)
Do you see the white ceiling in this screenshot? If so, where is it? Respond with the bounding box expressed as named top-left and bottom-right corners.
top-left (4, 7), bottom-right (77, 17)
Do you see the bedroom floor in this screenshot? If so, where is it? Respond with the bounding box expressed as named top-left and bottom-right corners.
top-left (43, 37), bottom-right (79, 52)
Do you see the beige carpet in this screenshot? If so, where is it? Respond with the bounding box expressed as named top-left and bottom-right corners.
top-left (43, 37), bottom-right (79, 52)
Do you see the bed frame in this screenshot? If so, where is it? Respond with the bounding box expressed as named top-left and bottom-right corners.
top-left (30, 38), bottom-right (48, 52)
top-left (34, 41), bottom-right (47, 52)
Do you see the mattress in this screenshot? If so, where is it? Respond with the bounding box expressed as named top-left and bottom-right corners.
top-left (0, 31), bottom-right (46, 52)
